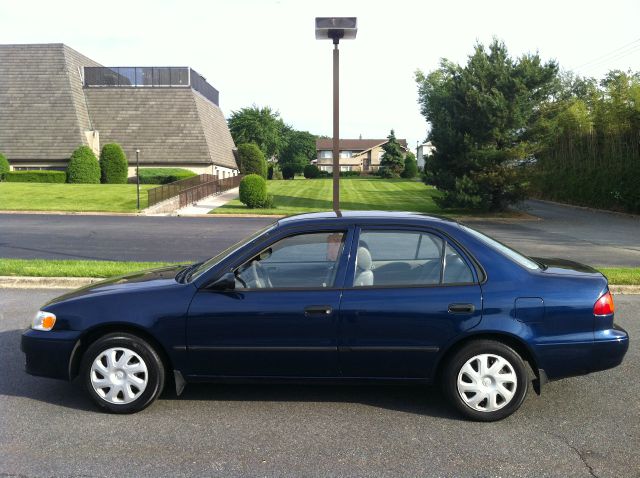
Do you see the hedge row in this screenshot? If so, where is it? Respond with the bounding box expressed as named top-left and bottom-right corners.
top-left (138, 168), bottom-right (197, 184)
top-left (4, 170), bottom-right (67, 183)
top-left (532, 131), bottom-right (640, 214)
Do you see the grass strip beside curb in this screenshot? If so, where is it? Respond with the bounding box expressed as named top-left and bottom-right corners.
top-left (0, 259), bottom-right (184, 278)
top-left (0, 260), bottom-right (638, 285)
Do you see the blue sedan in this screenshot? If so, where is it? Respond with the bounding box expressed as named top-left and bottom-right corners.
top-left (21, 212), bottom-right (629, 421)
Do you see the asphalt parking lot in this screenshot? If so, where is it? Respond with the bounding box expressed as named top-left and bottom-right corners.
top-left (0, 288), bottom-right (638, 477)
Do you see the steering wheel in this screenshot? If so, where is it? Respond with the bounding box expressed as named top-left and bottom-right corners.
top-left (250, 260), bottom-right (273, 288)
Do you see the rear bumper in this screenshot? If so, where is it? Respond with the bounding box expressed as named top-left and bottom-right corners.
top-left (591, 325), bottom-right (629, 373)
top-left (21, 329), bottom-right (81, 380)
top-left (534, 325), bottom-right (629, 380)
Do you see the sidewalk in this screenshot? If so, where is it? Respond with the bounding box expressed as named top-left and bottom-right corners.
top-left (173, 187), bottom-right (239, 216)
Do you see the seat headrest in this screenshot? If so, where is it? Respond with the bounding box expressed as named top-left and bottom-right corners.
top-left (357, 247), bottom-right (373, 271)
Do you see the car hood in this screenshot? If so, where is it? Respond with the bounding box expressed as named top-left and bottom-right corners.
top-left (44, 264), bottom-right (187, 306)
top-left (532, 257), bottom-right (601, 276)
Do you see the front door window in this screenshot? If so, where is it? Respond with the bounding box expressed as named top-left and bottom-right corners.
top-left (235, 232), bottom-right (346, 289)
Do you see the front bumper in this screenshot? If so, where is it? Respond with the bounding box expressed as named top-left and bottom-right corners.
top-left (21, 329), bottom-right (82, 380)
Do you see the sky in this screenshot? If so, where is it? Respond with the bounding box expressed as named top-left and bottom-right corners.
top-left (1, 0), bottom-right (639, 149)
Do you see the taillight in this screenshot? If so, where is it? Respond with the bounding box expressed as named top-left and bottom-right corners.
top-left (594, 291), bottom-right (615, 316)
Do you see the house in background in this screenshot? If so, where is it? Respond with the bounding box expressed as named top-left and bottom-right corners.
top-left (0, 43), bottom-right (238, 178)
top-left (416, 141), bottom-right (435, 170)
top-left (315, 137), bottom-right (408, 173)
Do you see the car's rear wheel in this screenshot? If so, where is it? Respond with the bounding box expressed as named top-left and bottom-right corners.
top-left (80, 333), bottom-right (165, 413)
top-left (443, 340), bottom-right (529, 421)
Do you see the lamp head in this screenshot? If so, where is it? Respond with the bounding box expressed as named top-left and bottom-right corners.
top-left (315, 17), bottom-right (357, 43)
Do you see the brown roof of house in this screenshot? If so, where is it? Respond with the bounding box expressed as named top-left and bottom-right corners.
top-left (316, 138), bottom-right (408, 151)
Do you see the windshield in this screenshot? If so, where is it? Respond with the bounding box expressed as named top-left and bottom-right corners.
top-left (187, 223), bottom-right (277, 281)
top-left (460, 224), bottom-right (541, 270)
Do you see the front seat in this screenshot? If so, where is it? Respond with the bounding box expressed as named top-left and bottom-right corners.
top-left (354, 247), bottom-right (374, 286)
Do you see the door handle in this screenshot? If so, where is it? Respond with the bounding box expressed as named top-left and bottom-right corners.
top-left (448, 303), bottom-right (475, 314)
top-left (304, 305), bottom-right (333, 316)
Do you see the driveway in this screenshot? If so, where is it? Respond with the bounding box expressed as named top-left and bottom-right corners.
top-left (0, 200), bottom-right (638, 266)
top-left (1, 288), bottom-right (638, 477)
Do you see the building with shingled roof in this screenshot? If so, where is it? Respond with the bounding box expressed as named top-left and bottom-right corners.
top-left (0, 43), bottom-right (238, 178)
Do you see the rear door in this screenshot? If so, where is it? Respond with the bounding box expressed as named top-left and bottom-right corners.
top-left (338, 227), bottom-right (482, 378)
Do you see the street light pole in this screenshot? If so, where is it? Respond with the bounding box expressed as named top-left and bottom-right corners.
top-left (332, 39), bottom-right (340, 213)
top-left (136, 149), bottom-right (140, 210)
top-left (315, 17), bottom-right (357, 214)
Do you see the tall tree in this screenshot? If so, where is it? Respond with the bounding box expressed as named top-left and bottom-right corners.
top-left (228, 105), bottom-right (286, 159)
top-left (278, 129), bottom-right (317, 173)
top-left (379, 130), bottom-right (405, 178)
top-left (416, 39), bottom-right (558, 210)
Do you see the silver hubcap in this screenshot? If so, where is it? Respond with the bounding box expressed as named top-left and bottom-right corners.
top-left (457, 353), bottom-right (517, 412)
top-left (90, 347), bottom-right (148, 404)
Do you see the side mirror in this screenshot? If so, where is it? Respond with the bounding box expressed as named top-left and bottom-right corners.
top-left (206, 272), bottom-right (236, 291)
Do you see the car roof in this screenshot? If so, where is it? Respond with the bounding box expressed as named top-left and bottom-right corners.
top-left (277, 210), bottom-right (459, 228)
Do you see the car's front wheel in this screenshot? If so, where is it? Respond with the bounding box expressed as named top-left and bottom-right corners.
top-left (443, 340), bottom-right (529, 421)
top-left (80, 332), bottom-right (165, 413)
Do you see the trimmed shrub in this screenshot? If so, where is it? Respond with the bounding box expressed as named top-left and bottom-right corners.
top-left (340, 170), bottom-right (361, 177)
top-left (239, 174), bottom-right (269, 208)
top-left (273, 168), bottom-right (283, 180)
top-left (100, 143), bottom-right (128, 184)
top-left (0, 153), bottom-right (9, 180)
top-left (4, 170), bottom-right (66, 183)
top-left (281, 165), bottom-right (296, 180)
top-left (138, 168), bottom-right (197, 184)
top-left (66, 146), bottom-right (100, 183)
top-left (401, 152), bottom-right (418, 179)
top-left (303, 164), bottom-right (321, 179)
top-left (237, 143), bottom-right (267, 178)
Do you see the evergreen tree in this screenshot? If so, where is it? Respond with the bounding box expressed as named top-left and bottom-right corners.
top-left (379, 130), bottom-right (405, 178)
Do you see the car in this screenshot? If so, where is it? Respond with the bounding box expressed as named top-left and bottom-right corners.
top-left (21, 211), bottom-right (629, 420)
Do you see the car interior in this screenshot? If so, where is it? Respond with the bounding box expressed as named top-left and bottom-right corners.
top-left (233, 230), bottom-right (474, 289)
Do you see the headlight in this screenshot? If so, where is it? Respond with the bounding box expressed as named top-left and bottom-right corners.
top-left (32, 311), bottom-right (56, 331)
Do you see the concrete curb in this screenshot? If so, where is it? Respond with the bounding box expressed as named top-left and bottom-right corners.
top-left (0, 276), bottom-right (101, 289)
top-left (2, 275), bottom-right (639, 294)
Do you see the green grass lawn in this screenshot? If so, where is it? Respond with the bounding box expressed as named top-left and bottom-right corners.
top-left (213, 177), bottom-right (470, 216)
top-left (0, 183), bottom-right (154, 212)
top-left (0, 259), bottom-right (183, 278)
top-left (598, 268), bottom-right (640, 286)
top-left (1, 259), bottom-right (638, 285)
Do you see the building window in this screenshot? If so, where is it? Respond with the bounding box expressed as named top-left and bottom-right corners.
top-left (13, 166), bottom-right (66, 171)
top-left (319, 150), bottom-right (332, 159)
top-left (340, 166), bottom-right (352, 172)
top-left (340, 151), bottom-right (352, 158)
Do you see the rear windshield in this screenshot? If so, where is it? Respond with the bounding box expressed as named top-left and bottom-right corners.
top-left (460, 224), bottom-right (540, 270)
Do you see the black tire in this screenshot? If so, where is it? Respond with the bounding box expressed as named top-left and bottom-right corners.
top-left (80, 332), bottom-right (165, 414)
top-left (443, 340), bottom-right (529, 422)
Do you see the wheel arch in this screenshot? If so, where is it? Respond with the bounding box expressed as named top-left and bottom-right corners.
top-left (68, 323), bottom-right (173, 382)
top-left (433, 332), bottom-right (541, 386)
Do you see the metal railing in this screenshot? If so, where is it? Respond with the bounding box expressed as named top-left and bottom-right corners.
top-left (147, 173), bottom-right (241, 208)
top-left (178, 175), bottom-right (242, 208)
top-left (147, 174), bottom-right (216, 207)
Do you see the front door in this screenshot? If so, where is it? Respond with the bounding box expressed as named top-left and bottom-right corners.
top-left (186, 229), bottom-right (352, 378)
top-left (338, 228), bottom-right (483, 378)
